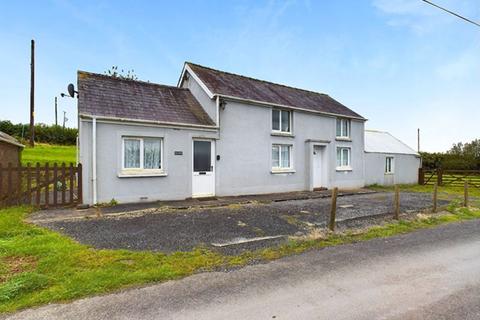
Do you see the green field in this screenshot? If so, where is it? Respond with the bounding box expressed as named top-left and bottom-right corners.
top-left (21, 144), bottom-right (76, 166)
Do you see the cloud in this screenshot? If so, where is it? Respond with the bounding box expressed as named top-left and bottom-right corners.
top-left (436, 46), bottom-right (480, 80)
top-left (372, 0), bottom-right (472, 34)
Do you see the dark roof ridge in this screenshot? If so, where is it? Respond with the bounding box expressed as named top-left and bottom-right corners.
top-left (77, 70), bottom-right (189, 91)
top-left (185, 62), bottom-right (330, 97)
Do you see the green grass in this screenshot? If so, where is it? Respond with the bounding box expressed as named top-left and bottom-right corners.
top-left (1, 203), bottom-right (480, 314)
top-left (21, 144), bottom-right (76, 166)
top-left (368, 183), bottom-right (480, 200)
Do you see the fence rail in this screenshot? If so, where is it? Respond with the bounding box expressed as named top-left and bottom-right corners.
top-left (418, 168), bottom-right (480, 188)
top-left (0, 162), bottom-right (82, 208)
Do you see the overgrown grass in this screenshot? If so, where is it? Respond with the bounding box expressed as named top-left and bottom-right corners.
top-left (1, 203), bottom-right (480, 314)
top-left (21, 144), bottom-right (76, 166)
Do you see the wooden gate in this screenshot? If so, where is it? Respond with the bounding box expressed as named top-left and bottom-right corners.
top-left (0, 163), bottom-right (82, 208)
top-left (418, 168), bottom-right (480, 188)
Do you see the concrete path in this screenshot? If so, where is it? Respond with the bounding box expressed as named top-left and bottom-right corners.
top-left (5, 219), bottom-right (480, 320)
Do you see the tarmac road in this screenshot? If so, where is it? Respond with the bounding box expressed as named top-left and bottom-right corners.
top-left (4, 219), bottom-right (480, 320)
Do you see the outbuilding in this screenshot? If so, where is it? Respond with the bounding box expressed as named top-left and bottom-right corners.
top-left (364, 130), bottom-right (421, 186)
top-left (0, 131), bottom-right (24, 203)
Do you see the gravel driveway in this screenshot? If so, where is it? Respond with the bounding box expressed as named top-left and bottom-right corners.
top-left (40, 192), bottom-right (445, 253)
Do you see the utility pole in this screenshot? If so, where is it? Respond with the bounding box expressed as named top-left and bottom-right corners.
top-left (29, 39), bottom-right (35, 147)
top-left (55, 97), bottom-right (58, 126)
top-left (417, 128), bottom-right (420, 153)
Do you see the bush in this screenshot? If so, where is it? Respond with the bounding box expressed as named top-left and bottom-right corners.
top-left (0, 120), bottom-right (77, 145)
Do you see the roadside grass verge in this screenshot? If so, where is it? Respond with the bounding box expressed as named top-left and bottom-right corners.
top-left (21, 144), bottom-right (76, 166)
top-left (1, 203), bottom-right (480, 314)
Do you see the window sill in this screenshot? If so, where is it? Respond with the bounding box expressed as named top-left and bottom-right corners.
top-left (384, 172), bottom-right (394, 175)
top-left (271, 169), bottom-right (296, 174)
top-left (118, 170), bottom-right (167, 178)
top-left (336, 167), bottom-right (352, 172)
top-left (271, 131), bottom-right (294, 138)
top-left (336, 137), bottom-right (352, 142)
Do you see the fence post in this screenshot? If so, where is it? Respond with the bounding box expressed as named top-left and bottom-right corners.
top-left (437, 168), bottom-right (443, 186)
top-left (394, 185), bottom-right (400, 220)
top-left (26, 163), bottom-right (32, 205)
top-left (69, 163), bottom-right (74, 205)
top-left (329, 187), bottom-right (338, 231)
top-left (35, 162), bottom-right (41, 206)
top-left (77, 163), bottom-right (83, 205)
top-left (44, 163), bottom-right (49, 208)
top-left (61, 163), bottom-right (66, 204)
top-left (464, 181), bottom-right (469, 207)
top-left (432, 183), bottom-right (438, 213)
top-left (418, 167), bottom-right (424, 185)
top-left (53, 163), bottom-right (58, 206)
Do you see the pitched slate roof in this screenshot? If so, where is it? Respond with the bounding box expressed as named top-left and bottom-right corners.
top-left (365, 130), bottom-right (418, 155)
top-left (0, 131), bottom-right (24, 148)
top-left (186, 62), bottom-right (364, 119)
top-left (78, 71), bottom-right (215, 126)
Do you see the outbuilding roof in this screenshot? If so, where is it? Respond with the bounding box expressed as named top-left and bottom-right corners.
top-left (78, 71), bottom-right (215, 127)
top-left (0, 131), bottom-right (24, 148)
top-left (185, 62), bottom-right (365, 120)
top-left (365, 130), bottom-right (418, 156)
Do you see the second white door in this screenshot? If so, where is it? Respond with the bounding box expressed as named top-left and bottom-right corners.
top-left (192, 140), bottom-right (215, 198)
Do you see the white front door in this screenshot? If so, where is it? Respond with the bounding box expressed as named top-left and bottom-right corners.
top-left (192, 139), bottom-right (215, 198)
top-left (313, 146), bottom-right (324, 189)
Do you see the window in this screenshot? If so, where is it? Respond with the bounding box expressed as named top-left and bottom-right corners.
top-left (336, 147), bottom-right (351, 169)
top-left (272, 144), bottom-right (292, 170)
top-left (272, 109), bottom-right (292, 133)
top-left (385, 157), bottom-right (394, 174)
top-left (336, 118), bottom-right (350, 138)
top-left (123, 137), bottom-right (162, 171)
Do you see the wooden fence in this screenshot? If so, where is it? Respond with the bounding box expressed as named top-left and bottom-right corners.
top-left (0, 163), bottom-right (82, 208)
top-left (418, 168), bottom-right (480, 188)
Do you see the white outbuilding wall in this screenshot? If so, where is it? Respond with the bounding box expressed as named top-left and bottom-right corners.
top-left (364, 130), bottom-right (421, 186)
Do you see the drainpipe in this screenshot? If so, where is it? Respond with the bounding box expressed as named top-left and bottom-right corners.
top-left (92, 116), bottom-right (97, 205)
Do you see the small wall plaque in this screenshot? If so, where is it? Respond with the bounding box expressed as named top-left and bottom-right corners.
top-left (174, 151), bottom-right (183, 156)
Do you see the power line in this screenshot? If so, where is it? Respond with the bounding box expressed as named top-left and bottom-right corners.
top-left (421, 0), bottom-right (480, 28)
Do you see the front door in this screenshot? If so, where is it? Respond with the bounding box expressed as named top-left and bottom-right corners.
top-left (313, 146), bottom-right (324, 189)
top-left (192, 139), bottom-right (215, 198)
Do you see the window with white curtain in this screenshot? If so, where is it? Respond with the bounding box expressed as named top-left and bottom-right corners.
top-left (336, 118), bottom-right (351, 138)
top-left (272, 144), bottom-right (292, 170)
top-left (123, 137), bottom-right (162, 170)
top-left (336, 147), bottom-right (351, 170)
top-left (272, 109), bottom-right (292, 133)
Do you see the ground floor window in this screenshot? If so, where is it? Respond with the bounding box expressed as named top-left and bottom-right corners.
top-left (336, 147), bottom-right (351, 170)
top-left (123, 137), bottom-right (162, 170)
top-left (385, 156), bottom-right (394, 174)
top-left (272, 144), bottom-right (292, 170)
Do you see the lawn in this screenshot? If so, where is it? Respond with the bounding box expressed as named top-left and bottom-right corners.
top-left (1, 199), bottom-right (480, 314)
top-left (21, 144), bottom-right (76, 166)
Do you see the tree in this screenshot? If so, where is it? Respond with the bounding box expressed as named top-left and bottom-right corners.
top-left (104, 66), bottom-right (138, 80)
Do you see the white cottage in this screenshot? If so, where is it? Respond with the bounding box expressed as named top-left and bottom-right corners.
top-left (364, 130), bottom-right (421, 186)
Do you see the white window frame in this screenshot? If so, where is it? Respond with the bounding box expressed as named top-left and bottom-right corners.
top-left (121, 136), bottom-right (164, 172)
top-left (272, 109), bottom-right (292, 134)
top-left (336, 118), bottom-right (351, 139)
top-left (385, 156), bottom-right (394, 174)
top-left (336, 147), bottom-right (351, 171)
top-left (272, 144), bottom-right (293, 171)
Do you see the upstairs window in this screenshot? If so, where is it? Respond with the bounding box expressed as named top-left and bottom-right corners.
top-left (385, 157), bottom-right (394, 174)
top-left (336, 118), bottom-right (350, 138)
top-left (272, 109), bottom-right (292, 133)
top-left (123, 137), bottom-right (162, 171)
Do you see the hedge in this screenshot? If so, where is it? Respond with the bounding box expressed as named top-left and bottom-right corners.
top-left (0, 120), bottom-right (77, 145)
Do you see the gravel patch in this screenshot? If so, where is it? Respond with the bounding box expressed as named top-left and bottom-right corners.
top-left (40, 192), bottom-right (447, 254)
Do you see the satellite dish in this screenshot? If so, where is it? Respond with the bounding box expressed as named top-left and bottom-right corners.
top-left (67, 83), bottom-right (76, 97)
